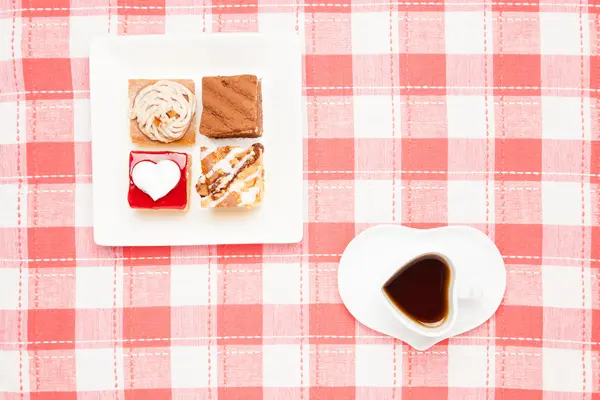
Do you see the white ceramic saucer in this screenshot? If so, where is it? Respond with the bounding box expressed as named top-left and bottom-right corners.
top-left (338, 225), bottom-right (506, 350)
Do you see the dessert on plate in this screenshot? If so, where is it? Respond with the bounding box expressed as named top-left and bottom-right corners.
top-left (128, 79), bottom-right (196, 145)
top-left (128, 151), bottom-right (191, 210)
top-left (196, 144), bottom-right (264, 208)
top-left (199, 75), bottom-right (263, 138)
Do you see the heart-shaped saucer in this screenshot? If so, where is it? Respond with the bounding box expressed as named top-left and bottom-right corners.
top-left (131, 159), bottom-right (181, 201)
top-left (338, 225), bottom-right (506, 350)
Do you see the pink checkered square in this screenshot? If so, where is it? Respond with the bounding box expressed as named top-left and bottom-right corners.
top-left (445, 55), bottom-right (487, 96)
top-left (496, 138), bottom-right (543, 181)
top-left (307, 222), bottom-right (355, 262)
top-left (306, 98), bottom-right (354, 138)
top-left (495, 305), bottom-right (544, 347)
top-left (23, 18), bottom-right (71, 59)
top-left (309, 304), bottom-right (355, 344)
top-left (308, 15), bottom-right (352, 54)
top-left (28, 227), bottom-right (76, 268)
top-left (27, 184), bottom-right (75, 227)
top-left (492, 12), bottom-right (541, 54)
top-left (171, 306), bottom-right (213, 343)
top-left (124, 348), bottom-right (172, 389)
top-left (402, 138), bottom-right (448, 180)
top-left (26, 100), bottom-right (74, 142)
top-left (308, 183), bottom-right (355, 223)
top-left (123, 268), bottom-right (171, 307)
top-left (495, 181), bottom-right (542, 225)
top-left (401, 182), bottom-right (447, 224)
top-left (399, 13), bottom-right (446, 54)
top-left (542, 55), bottom-right (589, 97)
top-left (262, 304), bottom-right (303, 344)
top-left (494, 54), bottom-right (541, 96)
top-left (75, 308), bottom-right (123, 348)
top-left (494, 96), bottom-right (542, 139)
top-left (404, 98), bottom-right (447, 138)
top-left (123, 307), bottom-right (171, 348)
top-left (218, 345), bottom-right (263, 387)
top-left (310, 344), bottom-right (355, 386)
top-left (217, 304), bottom-right (263, 345)
top-left (504, 265), bottom-right (542, 306)
top-left (218, 265), bottom-right (262, 304)
top-left (28, 267), bottom-right (75, 309)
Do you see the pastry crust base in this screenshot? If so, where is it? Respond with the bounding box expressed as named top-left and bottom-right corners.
top-left (128, 79), bottom-right (197, 146)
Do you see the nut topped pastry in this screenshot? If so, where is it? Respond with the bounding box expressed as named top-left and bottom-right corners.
top-left (199, 75), bottom-right (263, 138)
top-left (129, 79), bottom-right (196, 145)
top-left (196, 144), bottom-right (264, 208)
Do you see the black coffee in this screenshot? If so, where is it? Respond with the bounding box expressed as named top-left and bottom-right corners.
top-left (382, 254), bottom-right (451, 326)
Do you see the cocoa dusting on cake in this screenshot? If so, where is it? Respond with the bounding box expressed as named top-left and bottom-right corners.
top-left (199, 75), bottom-right (263, 139)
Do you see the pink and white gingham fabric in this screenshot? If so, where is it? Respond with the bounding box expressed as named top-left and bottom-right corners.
top-left (1, 0), bottom-right (600, 398)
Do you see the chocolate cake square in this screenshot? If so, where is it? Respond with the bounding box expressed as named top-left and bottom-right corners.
top-left (199, 75), bottom-right (263, 138)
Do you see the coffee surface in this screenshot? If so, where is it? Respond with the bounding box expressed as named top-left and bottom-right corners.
top-left (382, 255), bottom-right (451, 326)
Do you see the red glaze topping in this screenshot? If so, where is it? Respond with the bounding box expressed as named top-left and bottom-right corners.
top-left (128, 151), bottom-right (188, 210)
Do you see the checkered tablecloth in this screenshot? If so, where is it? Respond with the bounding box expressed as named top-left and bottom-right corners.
top-left (1, 0), bottom-right (600, 398)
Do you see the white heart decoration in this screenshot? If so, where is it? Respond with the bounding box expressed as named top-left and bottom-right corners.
top-left (132, 160), bottom-right (181, 201)
top-left (338, 225), bottom-right (506, 350)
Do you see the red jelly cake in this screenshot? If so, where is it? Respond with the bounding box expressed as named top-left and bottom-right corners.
top-left (128, 151), bottom-right (191, 210)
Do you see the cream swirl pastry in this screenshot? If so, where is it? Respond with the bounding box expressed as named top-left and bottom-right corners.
top-left (129, 80), bottom-right (196, 143)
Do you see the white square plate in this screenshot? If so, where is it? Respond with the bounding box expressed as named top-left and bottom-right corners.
top-left (90, 34), bottom-right (304, 246)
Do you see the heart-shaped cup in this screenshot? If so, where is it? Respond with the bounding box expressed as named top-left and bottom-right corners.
top-left (338, 225), bottom-right (506, 350)
top-left (380, 252), bottom-right (482, 338)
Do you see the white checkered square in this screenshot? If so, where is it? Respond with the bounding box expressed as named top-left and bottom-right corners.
top-left (259, 13), bottom-right (305, 35)
top-left (448, 345), bottom-right (494, 387)
top-left (540, 13), bottom-right (590, 55)
top-left (543, 348), bottom-right (592, 392)
top-left (355, 180), bottom-right (394, 223)
top-left (0, 268), bottom-right (22, 310)
top-left (448, 180), bottom-right (491, 223)
top-left (76, 266), bottom-right (123, 309)
top-left (542, 265), bottom-right (592, 309)
top-left (542, 182), bottom-right (591, 226)
top-left (76, 348), bottom-right (124, 391)
top-left (171, 346), bottom-right (216, 388)
top-left (73, 99), bottom-right (91, 142)
top-left (447, 96), bottom-right (489, 138)
top-left (0, 102), bottom-right (27, 145)
top-left (70, 16), bottom-right (111, 58)
top-left (165, 15), bottom-right (209, 34)
top-left (171, 265), bottom-right (214, 306)
top-left (353, 95), bottom-right (400, 139)
top-left (542, 97), bottom-right (591, 140)
top-left (445, 12), bottom-right (491, 54)
top-left (263, 345), bottom-right (308, 387)
top-left (75, 183), bottom-right (93, 227)
top-left (0, 350), bottom-right (29, 392)
top-left (355, 344), bottom-right (395, 387)
top-left (351, 12), bottom-right (397, 55)
top-left (262, 263), bottom-right (303, 304)
top-left (0, 18), bottom-right (22, 61)
top-left (0, 184), bottom-right (26, 228)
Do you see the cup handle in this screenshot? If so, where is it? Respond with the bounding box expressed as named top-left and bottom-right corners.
top-left (457, 284), bottom-right (482, 300)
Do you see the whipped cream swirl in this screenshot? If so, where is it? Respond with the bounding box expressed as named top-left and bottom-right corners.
top-left (130, 80), bottom-right (196, 143)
